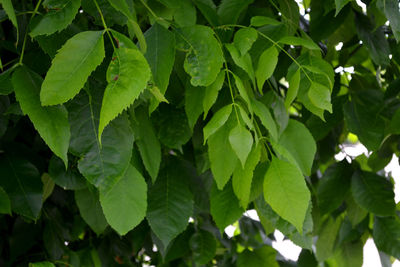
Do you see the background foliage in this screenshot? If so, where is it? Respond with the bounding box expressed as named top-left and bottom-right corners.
top-left (1, 0), bottom-right (400, 266)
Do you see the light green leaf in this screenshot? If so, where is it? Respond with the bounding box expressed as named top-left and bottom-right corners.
top-left (279, 36), bottom-right (320, 50)
top-left (208, 115), bottom-right (238, 189)
top-left (278, 119), bottom-right (316, 176)
top-left (12, 66), bottom-right (70, 166)
top-left (229, 124), bottom-right (253, 167)
top-left (0, 186), bottom-right (11, 214)
top-left (373, 216), bottom-right (400, 259)
top-left (100, 164), bottom-right (147, 235)
top-left (41, 31), bottom-right (105, 105)
top-left (335, 0), bottom-right (351, 16)
top-left (263, 157), bottom-right (310, 233)
top-left (232, 73), bottom-right (252, 110)
top-left (144, 23), bottom-right (175, 95)
top-left (233, 144), bottom-right (261, 208)
top-left (176, 25), bottom-right (224, 86)
top-left (237, 246), bottom-right (279, 267)
top-left (210, 181), bottom-right (244, 230)
top-left (284, 68), bottom-right (300, 109)
top-left (252, 99), bottom-right (278, 141)
top-left (0, 0), bottom-right (18, 34)
top-left (234, 27), bottom-right (258, 56)
top-left (68, 90), bottom-right (134, 191)
top-left (203, 71), bottom-right (225, 119)
top-left (316, 217), bottom-right (342, 261)
top-left (376, 0), bottom-right (400, 42)
top-left (203, 104), bottom-right (232, 143)
top-left (0, 155), bottom-right (42, 220)
top-left (256, 46), bottom-right (279, 90)
top-left (190, 230), bottom-right (217, 265)
top-left (98, 47), bottom-right (151, 141)
top-left (250, 16), bottom-right (281, 26)
top-left (147, 159), bottom-right (194, 247)
top-left (308, 82), bottom-right (333, 113)
top-left (110, 29), bottom-right (137, 49)
top-left (30, 0), bottom-right (80, 37)
top-left (130, 106), bottom-right (161, 183)
top-left (351, 171), bottom-right (395, 216)
top-left (29, 262), bottom-right (55, 267)
top-left (75, 188), bottom-right (108, 235)
top-left (226, 44), bottom-right (255, 85)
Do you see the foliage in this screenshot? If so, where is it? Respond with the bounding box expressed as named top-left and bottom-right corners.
top-left (1, 0), bottom-right (400, 266)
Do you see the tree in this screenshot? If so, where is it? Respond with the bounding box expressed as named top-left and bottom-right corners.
top-left (0, 0), bottom-right (400, 265)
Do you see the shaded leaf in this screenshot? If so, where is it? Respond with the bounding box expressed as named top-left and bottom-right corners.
top-left (373, 216), bottom-right (400, 259)
top-left (377, 0), bottom-right (400, 42)
top-left (237, 246), bottom-right (279, 267)
top-left (0, 186), bottom-right (11, 214)
top-left (190, 230), bottom-right (217, 265)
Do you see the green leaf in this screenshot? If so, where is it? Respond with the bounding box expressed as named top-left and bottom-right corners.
top-left (130, 106), bottom-right (161, 183)
top-left (333, 240), bottom-right (363, 267)
top-left (41, 173), bottom-right (54, 203)
top-left (335, 0), bottom-right (351, 16)
top-left (0, 0), bottom-right (18, 33)
top-left (308, 82), bottom-right (332, 113)
top-left (255, 46), bottom-right (278, 90)
top-left (226, 44), bottom-right (255, 85)
top-left (40, 31), bottom-right (105, 105)
top-left (203, 104), bottom-right (232, 143)
top-left (30, 0), bottom-right (80, 37)
top-left (203, 71), bottom-right (225, 119)
top-left (232, 73), bottom-right (252, 109)
top-left (252, 99), bottom-right (278, 141)
top-left (284, 68), bottom-right (300, 109)
top-left (373, 216), bottom-right (400, 258)
top-left (0, 186), bottom-right (11, 214)
top-left (0, 155), bottom-right (42, 220)
top-left (376, 0), bottom-right (400, 42)
top-left (351, 171), bottom-right (395, 216)
top-left (217, 0), bottom-right (254, 24)
top-left (317, 161), bottom-right (352, 214)
top-left (263, 157), bottom-right (310, 233)
top-left (75, 188), bottom-right (108, 235)
top-left (100, 164), bottom-right (147, 235)
top-left (208, 115), bottom-right (238, 189)
top-left (279, 0), bottom-right (299, 34)
top-left (190, 230), bottom-right (217, 265)
top-left (68, 90), bottom-right (134, 191)
top-left (12, 66), bottom-right (70, 167)
top-left (98, 47), bottom-right (151, 141)
top-left (279, 36), bottom-right (320, 50)
top-left (233, 28), bottom-right (258, 56)
top-left (316, 217), bottom-right (342, 261)
top-left (29, 262), bottom-right (56, 267)
top-left (185, 83), bottom-right (205, 129)
top-left (176, 25), bottom-right (224, 86)
top-left (147, 159), bottom-right (194, 247)
top-left (237, 246), bottom-right (279, 267)
top-left (232, 144), bottom-right (261, 208)
top-left (279, 119), bottom-right (316, 176)
top-left (229, 123), bottom-right (253, 167)
top-left (158, 0), bottom-right (197, 27)
top-left (210, 181), bottom-right (244, 230)
top-left (110, 29), bottom-right (137, 49)
top-left (250, 16), bottom-right (281, 27)
top-left (106, 0), bottom-right (133, 19)
top-left (144, 23), bottom-right (175, 95)
top-left (48, 156), bottom-right (86, 190)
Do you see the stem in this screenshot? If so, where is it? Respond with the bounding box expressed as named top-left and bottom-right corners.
top-left (19, 0), bottom-right (42, 65)
top-left (93, 0), bottom-right (116, 51)
top-left (138, 0), bottom-right (158, 20)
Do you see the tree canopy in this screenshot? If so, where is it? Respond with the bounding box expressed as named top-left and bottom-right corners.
top-left (0, 0), bottom-right (400, 266)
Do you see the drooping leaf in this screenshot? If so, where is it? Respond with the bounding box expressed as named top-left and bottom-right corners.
top-left (279, 36), bottom-right (320, 50)
top-left (237, 246), bottom-right (279, 267)
top-left (351, 171), bottom-right (395, 217)
top-left (208, 115), bottom-right (238, 189)
top-left (333, 240), bottom-right (363, 267)
top-left (40, 31), bottom-right (105, 105)
top-left (252, 99), bottom-right (278, 141)
top-left (279, 0), bottom-right (300, 34)
top-left (250, 16), bottom-right (281, 27)
top-left (75, 188), bottom-right (108, 235)
top-left (48, 156), bottom-right (86, 190)
top-left (226, 44), bottom-right (255, 85)
top-left (0, 0), bottom-right (18, 34)
top-left (0, 155), bottom-right (42, 220)
top-left (41, 173), bottom-right (54, 203)
top-left (233, 27), bottom-right (258, 56)
top-left (130, 106), bottom-right (161, 183)
top-left (229, 123), bottom-right (253, 167)
top-left (185, 83), bottom-right (205, 129)
top-left (315, 216), bottom-right (342, 261)
top-left (12, 66), bottom-right (70, 166)
top-left (376, 0), bottom-right (400, 42)
top-left (284, 68), bottom-right (300, 109)
top-left (176, 25), bottom-right (224, 86)
top-left (278, 119), bottom-right (316, 176)
top-left (30, 0), bottom-right (81, 37)
top-left (0, 186), bottom-right (11, 214)
top-left (100, 164), bottom-right (147, 235)
top-left (263, 157), bottom-right (310, 233)
top-left (232, 144), bottom-right (261, 208)
top-left (308, 82), bottom-right (332, 113)
top-left (203, 104), bottom-right (232, 142)
top-left (190, 230), bottom-right (217, 265)
top-left (147, 159), bottom-right (194, 247)
top-left (203, 71), bottom-right (225, 119)
top-left (210, 181), bottom-right (244, 231)
top-left (255, 46), bottom-right (278, 90)
top-left (373, 216), bottom-right (400, 259)
top-left (217, 0), bottom-right (254, 24)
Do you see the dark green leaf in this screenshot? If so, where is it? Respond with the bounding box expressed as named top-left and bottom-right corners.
top-left (376, 0), bottom-right (400, 42)
top-left (190, 230), bottom-right (217, 265)
top-left (373, 216), bottom-right (400, 259)
top-left (237, 246), bottom-right (279, 267)
top-left (0, 186), bottom-right (11, 214)
top-left (217, 0), bottom-right (254, 24)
